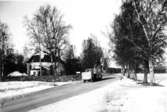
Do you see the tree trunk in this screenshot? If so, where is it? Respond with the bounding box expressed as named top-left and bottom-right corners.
top-left (1, 60), bottom-right (4, 81)
top-left (127, 65), bottom-right (130, 78)
top-left (133, 70), bottom-right (137, 81)
top-left (51, 53), bottom-right (56, 80)
top-left (1, 35), bottom-right (5, 81)
top-left (149, 58), bottom-right (155, 85)
top-left (0, 64), bottom-right (1, 81)
top-left (0, 62), bottom-right (3, 81)
top-left (143, 68), bottom-right (148, 83)
top-left (120, 67), bottom-right (125, 80)
top-left (143, 60), bottom-right (148, 83)
top-left (27, 63), bottom-right (30, 76)
top-left (122, 66), bottom-right (126, 76)
top-left (39, 51), bottom-right (42, 76)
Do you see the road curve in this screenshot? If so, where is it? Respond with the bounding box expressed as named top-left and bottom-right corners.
top-left (2, 74), bottom-right (120, 112)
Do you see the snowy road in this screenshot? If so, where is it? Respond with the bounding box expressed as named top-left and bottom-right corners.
top-left (2, 74), bottom-right (120, 112)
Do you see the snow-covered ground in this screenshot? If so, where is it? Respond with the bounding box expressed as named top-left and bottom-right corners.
top-left (121, 73), bottom-right (167, 112)
top-left (0, 81), bottom-right (74, 100)
top-left (28, 73), bottom-right (167, 112)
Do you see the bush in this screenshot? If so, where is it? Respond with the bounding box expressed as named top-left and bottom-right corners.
top-left (6, 74), bottom-right (81, 82)
top-left (65, 58), bottom-right (81, 75)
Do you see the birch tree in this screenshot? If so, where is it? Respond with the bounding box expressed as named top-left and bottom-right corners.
top-left (0, 21), bottom-right (9, 80)
top-left (133, 0), bottom-right (167, 85)
top-left (25, 5), bottom-right (71, 75)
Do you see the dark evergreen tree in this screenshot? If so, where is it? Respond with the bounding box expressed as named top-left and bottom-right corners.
top-left (112, 1), bottom-right (145, 80)
top-left (81, 38), bottom-right (103, 71)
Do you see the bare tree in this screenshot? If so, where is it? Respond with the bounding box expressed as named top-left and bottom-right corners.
top-left (132, 0), bottom-right (167, 85)
top-left (25, 5), bottom-right (71, 75)
top-left (0, 21), bottom-right (9, 80)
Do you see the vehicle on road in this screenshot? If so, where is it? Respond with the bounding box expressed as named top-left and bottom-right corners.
top-left (82, 65), bottom-right (102, 82)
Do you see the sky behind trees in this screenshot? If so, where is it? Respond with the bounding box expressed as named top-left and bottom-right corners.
top-left (0, 0), bottom-right (122, 56)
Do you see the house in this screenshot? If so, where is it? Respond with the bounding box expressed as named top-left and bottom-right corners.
top-left (27, 51), bottom-right (65, 76)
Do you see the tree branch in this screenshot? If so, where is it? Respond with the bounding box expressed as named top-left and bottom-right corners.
top-left (133, 0), bottom-right (150, 44)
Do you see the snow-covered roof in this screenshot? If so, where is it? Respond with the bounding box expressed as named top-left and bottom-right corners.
top-left (27, 54), bottom-right (52, 63)
top-left (8, 71), bottom-right (28, 77)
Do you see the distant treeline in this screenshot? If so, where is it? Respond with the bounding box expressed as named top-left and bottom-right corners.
top-left (106, 67), bottom-right (167, 74)
top-left (154, 67), bottom-right (166, 73)
top-left (106, 67), bottom-right (121, 73)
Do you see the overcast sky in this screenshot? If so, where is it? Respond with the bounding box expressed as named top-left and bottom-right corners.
top-left (0, 0), bottom-right (122, 56)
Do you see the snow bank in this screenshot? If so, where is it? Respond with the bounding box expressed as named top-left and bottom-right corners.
top-left (0, 82), bottom-right (53, 100)
top-left (0, 81), bottom-right (51, 91)
top-left (0, 81), bottom-right (75, 100)
top-left (107, 74), bottom-right (167, 112)
top-left (54, 81), bottom-right (73, 86)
